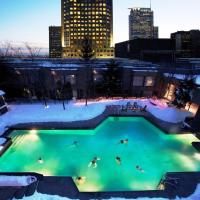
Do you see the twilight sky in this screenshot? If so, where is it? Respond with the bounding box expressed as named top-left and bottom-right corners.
top-left (0, 0), bottom-right (199, 48)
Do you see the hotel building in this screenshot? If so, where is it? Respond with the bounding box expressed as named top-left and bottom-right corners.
top-left (60, 0), bottom-right (114, 58)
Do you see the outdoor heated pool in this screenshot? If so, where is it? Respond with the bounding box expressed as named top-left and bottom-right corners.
top-left (0, 117), bottom-right (200, 192)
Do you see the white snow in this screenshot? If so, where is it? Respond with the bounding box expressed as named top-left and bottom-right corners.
top-left (0, 99), bottom-right (193, 136)
top-left (0, 176), bottom-right (37, 186)
top-left (163, 73), bottom-right (200, 84)
top-left (40, 62), bottom-right (82, 68)
top-left (0, 90), bottom-right (5, 96)
top-left (13, 183), bottom-right (200, 200)
top-left (0, 138), bottom-right (7, 145)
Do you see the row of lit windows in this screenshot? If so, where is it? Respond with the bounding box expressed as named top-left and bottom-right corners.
top-left (70, 36), bottom-right (108, 40)
top-left (68, 11), bottom-right (108, 15)
top-left (67, 19), bottom-right (106, 23)
top-left (70, 32), bottom-right (109, 35)
top-left (69, 7), bottom-right (107, 11)
top-left (64, 7), bottom-right (111, 13)
top-left (64, 12), bottom-right (110, 16)
top-left (67, 24), bottom-right (110, 28)
top-left (64, 1), bottom-right (107, 7)
top-left (65, 28), bottom-right (110, 32)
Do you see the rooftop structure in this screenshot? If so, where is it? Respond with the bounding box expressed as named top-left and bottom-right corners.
top-left (171, 30), bottom-right (200, 58)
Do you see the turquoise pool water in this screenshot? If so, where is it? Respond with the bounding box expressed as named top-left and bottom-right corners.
top-left (0, 117), bottom-right (200, 192)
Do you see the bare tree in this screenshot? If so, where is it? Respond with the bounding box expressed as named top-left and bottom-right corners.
top-left (24, 42), bottom-right (41, 60)
top-left (0, 41), bottom-right (13, 58)
top-left (11, 46), bottom-right (24, 58)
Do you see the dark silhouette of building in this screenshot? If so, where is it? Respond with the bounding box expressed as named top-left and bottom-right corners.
top-left (115, 38), bottom-right (175, 63)
top-left (49, 26), bottom-right (62, 58)
top-left (171, 30), bottom-right (200, 58)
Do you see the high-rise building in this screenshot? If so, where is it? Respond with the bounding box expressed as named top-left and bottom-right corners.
top-left (49, 26), bottom-right (62, 58)
top-left (129, 7), bottom-right (158, 40)
top-left (61, 0), bottom-right (114, 58)
top-left (171, 30), bottom-right (200, 58)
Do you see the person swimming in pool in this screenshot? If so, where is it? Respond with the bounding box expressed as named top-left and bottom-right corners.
top-left (73, 141), bottom-right (79, 146)
top-left (75, 176), bottom-right (86, 185)
top-left (116, 156), bottom-right (121, 165)
top-left (38, 157), bottom-right (44, 164)
top-left (88, 157), bottom-right (101, 168)
top-left (120, 139), bottom-right (129, 144)
top-left (136, 165), bottom-right (144, 173)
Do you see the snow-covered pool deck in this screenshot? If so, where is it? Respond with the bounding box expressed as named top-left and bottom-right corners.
top-left (0, 98), bottom-right (193, 136)
top-left (5, 105), bottom-right (187, 137)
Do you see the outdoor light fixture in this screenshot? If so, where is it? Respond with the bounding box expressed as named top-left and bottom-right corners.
top-left (45, 105), bottom-right (50, 109)
top-left (93, 70), bottom-right (98, 74)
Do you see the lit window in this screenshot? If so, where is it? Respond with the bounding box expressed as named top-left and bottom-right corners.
top-left (145, 76), bottom-right (155, 87)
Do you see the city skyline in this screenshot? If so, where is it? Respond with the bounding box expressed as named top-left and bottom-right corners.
top-left (0, 0), bottom-right (200, 48)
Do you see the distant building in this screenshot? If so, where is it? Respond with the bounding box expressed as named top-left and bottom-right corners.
top-left (0, 90), bottom-right (7, 115)
top-left (61, 0), bottom-right (114, 58)
top-left (129, 7), bottom-right (158, 40)
top-left (171, 30), bottom-right (200, 58)
top-left (49, 26), bottom-right (62, 58)
top-left (115, 38), bottom-right (175, 63)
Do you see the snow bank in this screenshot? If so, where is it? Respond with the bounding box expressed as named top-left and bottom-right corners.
top-left (15, 183), bottom-right (200, 199)
top-left (176, 183), bottom-right (200, 200)
top-left (0, 90), bottom-right (5, 96)
top-left (15, 192), bottom-right (75, 200)
top-left (145, 100), bottom-right (193, 123)
top-left (0, 176), bottom-right (37, 186)
top-left (0, 138), bottom-right (7, 145)
top-left (0, 99), bottom-right (192, 136)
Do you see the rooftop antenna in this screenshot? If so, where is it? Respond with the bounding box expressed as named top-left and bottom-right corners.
top-left (150, 0), bottom-right (152, 9)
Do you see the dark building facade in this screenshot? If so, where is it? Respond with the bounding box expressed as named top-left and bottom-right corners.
top-left (171, 30), bottom-right (200, 58)
top-left (49, 26), bottom-right (62, 58)
top-left (115, 39), bottom-right (176, 63)
top-left (61, 0), bottom-right (114, 58)
top-left (3, 59), bottom-right (162, 99)
top-left (2, 58), bottom-right (200, 120)
top-left (129, 7), bottom-right (158, 40)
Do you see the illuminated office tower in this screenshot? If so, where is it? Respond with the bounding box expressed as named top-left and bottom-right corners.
top-left (129, 7), bottom-right (158, 40)
top-left (61, 0), bottom-right (114, 58)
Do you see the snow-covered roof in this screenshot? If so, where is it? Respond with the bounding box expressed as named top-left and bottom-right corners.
top-left (4, 58), bottom-right (158, 69)
top-left (164, 73), bottom-right (187, 80)
top-left (40, 62), bottom-right (82, 68)
top-left (0, 90), bottom-right (5, 96)
top-left (133, 69), bottom-right (158, 73)
top-left (163, 73), bottom-right (200, 85)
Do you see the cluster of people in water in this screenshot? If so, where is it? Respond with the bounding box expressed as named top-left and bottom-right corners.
top-left (37, 137), bottom-right (145, 185)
